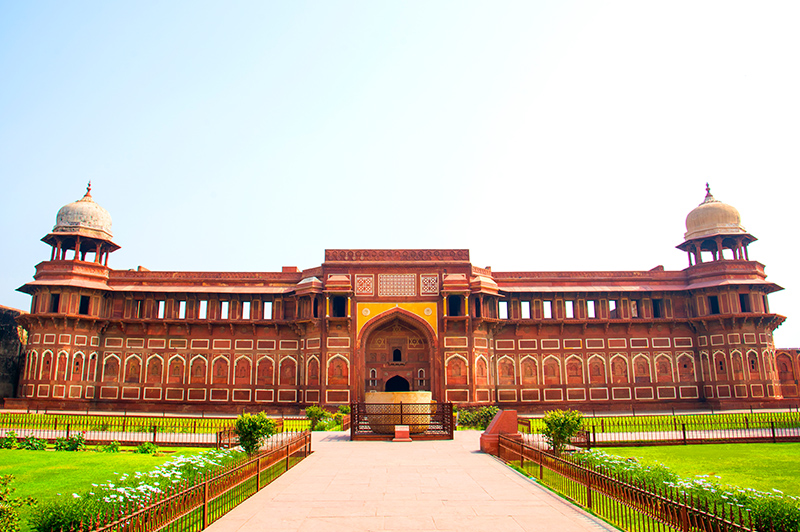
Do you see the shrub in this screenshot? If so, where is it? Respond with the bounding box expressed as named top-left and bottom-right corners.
top-left (304, 405), bottom-right (330, 431)
top-left (135, 442), bottom-right (159, 454)
top-left (101, 441), bottom-right (120, 453)
top-left (20, 436), bottom-right (47, 451)
top-left (0, 475), bottom-right (35, 532)
top-left (542, 409), bottom-right (583, 455)
top-left (233, 413), bottom-right (276, 455)
top-left (0, 432), bottom-right (18, 450)
top-left (456, 406), bottom-right (499, 429)
top-left (332, 412), bottom-right (344, 429)
top-left (54, 433), bottom-right (86, 452)
top-left (337, 405), bottom-right (351, 415)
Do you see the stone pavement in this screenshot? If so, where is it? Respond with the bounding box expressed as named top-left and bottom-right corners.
top-left (206, 431), bottom-right (618, 532)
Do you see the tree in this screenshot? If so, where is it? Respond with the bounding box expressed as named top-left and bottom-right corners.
top-left (304, 405), bottom-right (330, 431)
top-left (542, 409), bottom-right (583, 456)
top-left (234, 413), bottom-right (276, 455)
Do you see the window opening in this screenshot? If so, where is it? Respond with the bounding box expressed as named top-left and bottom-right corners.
top-left (263, 300), bottom-right (273, 319)
top-left (198, 300), bottom-right (208, 319)
top-left (313, 297), bottom-right (319, 318)
top-left (178, 301), bottom-right (186, 319)
top-left (718, 359), bottom-right (725, 371)
top-left (447, 295), bottom-right (462, 316)
top-left (521, 301), bottom-right (531, 319)
top-left (609, 300), bottom-right (618, 318)
top-left (472, 296), bottom-right (482, 318)
top-left (739, 293), bottom-right (750, 313)
top-left (369, 368), bottom-right (377, 387)
top-left (331, 296), bottom-right (347, 317)
top-left (418, 369), bottom-right (425, 388)
top-left (220, 301), bottom-right (229, 319)
top-left (157, 300), bottom-right (165, 319)
top-left (708, 295), bottom-right (720, 315)
top-left (543, 301), bottom-right (553, 319)
top-left (242, 301), bottom-right (251, 320)
top-left (630, 300), bottom-right (640, 318)
top-left (499, 301), bottom-right (509, 320)
top-left (762, 295), bottom-right (769, 313)
top-left (652, 298), bottom-right (663, 318)
top-left (78, 295), bottom-right (90, 315)
top-left (49, 293), bottom-right (60, 313)
top-left (750, 358), bottom-right (757, 371)
top-left (587, 300), bottom-right (596, 319)
top-left (134, 300), bottom-right (144, 318)
top-left (565, 300), bottom-right (574, 319)
top-left (392, 348), bottom-right (402, 362)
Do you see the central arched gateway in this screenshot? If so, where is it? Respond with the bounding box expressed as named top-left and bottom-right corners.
top-left (357, 309), bottom-right (439, 402)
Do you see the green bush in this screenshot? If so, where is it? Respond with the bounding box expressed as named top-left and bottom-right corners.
top-left (337, 405), bottom-right (351, 415)
top-left (0, 475), bottom-right (35, 532)
top-left (332, 413), bottom-right (344, 429)
top-left (100, 441), bottom-right (120, 453)
top-left (542, 409), bottom-right (583, 455)
top-left (20, 436), bottom-right (47, 451)
top-left (233, 413), bottom-right (276, 455)
top-left (456, 406), bottom-right (499, 429)
top-left (0, 431), bottom-right (18, 449)
top-left (304, 405), bottom-right (330, 431)
top-left (54, 433), bottom-right (86, 452)
top-left (135, 442), bottom-right (159, 454)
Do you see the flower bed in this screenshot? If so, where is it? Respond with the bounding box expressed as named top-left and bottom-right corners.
top-left (574, 450), bottom-right (800, 531)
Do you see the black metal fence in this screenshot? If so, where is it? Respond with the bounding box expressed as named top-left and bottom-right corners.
top-left (350, 402), bottom-right (453, 440)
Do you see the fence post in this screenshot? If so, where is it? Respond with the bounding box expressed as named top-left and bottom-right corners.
top-left (519, 440), bottom-right (524, 469)
top-left (285, 440), bottom-right (290, 471)
top-left (538, 449), bottom-right (543, 480)
top-left (201, 474), bottom-right (210, 529)
top-left (682, 423), bottom-right (687, 445)
top-left (66, 423), bottom-right (70, 439)
top-left (591, 425), bottom-right (595, 450)
top-left (586, 472), bottom-right (592, 510)
top-left (771, 421), bottom-right (776, 443)
top-left (152, 425), bottom-right (157, 444)
top-left (256, 456), bottom-right (262, 491)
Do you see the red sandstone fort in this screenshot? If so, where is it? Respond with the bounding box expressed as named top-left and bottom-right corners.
top-left (8, 184), bottom-right (799, 413)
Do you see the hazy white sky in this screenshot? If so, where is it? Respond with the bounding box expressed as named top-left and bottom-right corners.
top-left (2, 2), bottom-right (799, 345)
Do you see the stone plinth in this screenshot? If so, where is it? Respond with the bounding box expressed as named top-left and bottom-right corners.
top-left (480, 409), bottom-right (523, 455)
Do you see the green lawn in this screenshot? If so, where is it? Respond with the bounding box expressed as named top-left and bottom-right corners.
top-left (0, 446), bottom-right (210, 532)
top-left (602, 443), bottom-right (800, 496)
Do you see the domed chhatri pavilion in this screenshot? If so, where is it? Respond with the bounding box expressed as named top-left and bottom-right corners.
top-left (9, 185), bottom-right (799, 413)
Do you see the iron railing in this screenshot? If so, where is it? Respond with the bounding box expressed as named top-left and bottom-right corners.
top-left (498, 434), bottom-right (758, 532)
top-left (518, 411), bottom-right (800, 447)
top-left (89, 431), bottom-right (311, 532)
top-left (350, 402), bottom-right (453, 440)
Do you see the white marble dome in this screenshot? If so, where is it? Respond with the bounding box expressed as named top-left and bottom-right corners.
top-left (53, 184), bottom-right (113, 238)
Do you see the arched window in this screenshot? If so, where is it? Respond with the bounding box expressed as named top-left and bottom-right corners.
top-left (393, 349), bottom-right (402, 362)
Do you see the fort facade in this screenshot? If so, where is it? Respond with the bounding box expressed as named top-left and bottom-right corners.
top-left (9, 185), bottom-right (799, 413)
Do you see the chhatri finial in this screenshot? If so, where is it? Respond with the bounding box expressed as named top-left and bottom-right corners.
top-left (82, 181), bottom-right (92, 200)
top-left (701, 182), bottom-right (717, 205)
top-left (705, 182), bottom-right (710, 195)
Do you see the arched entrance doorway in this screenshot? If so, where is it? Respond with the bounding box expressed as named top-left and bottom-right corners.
top-left (385, 375), bottom-right (410, 392)
top-left (358, 310), bottom-right (437, 401)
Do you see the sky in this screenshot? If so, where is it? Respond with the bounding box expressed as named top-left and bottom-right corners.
top-left (1, 2), bottom-right (799, 346)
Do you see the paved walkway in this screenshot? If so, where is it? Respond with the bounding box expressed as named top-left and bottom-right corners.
top-left (206, 431), bottom-right (617, 532)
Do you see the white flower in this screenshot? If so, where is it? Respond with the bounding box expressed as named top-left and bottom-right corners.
top-left (72, 493), bottom-right (80, 498)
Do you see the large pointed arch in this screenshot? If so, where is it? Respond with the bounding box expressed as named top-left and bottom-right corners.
top-left (356, 307), bottom-right (439, 401)
top-left (357, 307), bottom-right (438, 351)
